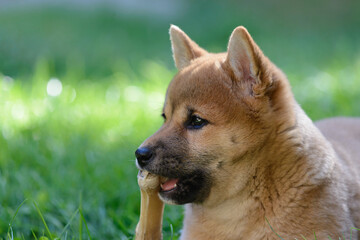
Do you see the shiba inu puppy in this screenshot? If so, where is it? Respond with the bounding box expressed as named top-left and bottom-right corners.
top-left (135, 25), bottom-right (360, 239)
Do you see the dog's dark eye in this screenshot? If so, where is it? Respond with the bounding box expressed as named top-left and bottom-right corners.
top-left (161, 113), bottom-right (166, 120)
top-left (187, 115), bottom-right (208, 129)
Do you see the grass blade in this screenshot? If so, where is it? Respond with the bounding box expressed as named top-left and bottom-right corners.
top-left (108, 210), bottom-right (131, 237)
top-left (170, 223), bottom-right (174, 240)
top-left (59, 208), bottom-right (79, 237)
top-left (265, 217), bottom-right (285, 240)
top-left (79, 209), bottom-right (92, 240)
top-left (79, 193), bottom-right (82, 240)
top-left (33, 201), bottom-right (53, 240)
top-left (300, 234), bottom-right (307, 239)
top-left (7, 226), bottom-right (13, 240)
top-left (32, 230), bottom-right (38, 240)
top-left (351, 227), bottom-right (360, 240)
top-left (7, 199), bottom-right (28, 236)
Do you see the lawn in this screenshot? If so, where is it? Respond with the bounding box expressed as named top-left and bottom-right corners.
top-left (0, 1), bottom-right (359, 239)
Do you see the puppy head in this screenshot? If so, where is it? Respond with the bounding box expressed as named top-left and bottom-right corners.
top-left (136, 25), bottom-right (291, 205)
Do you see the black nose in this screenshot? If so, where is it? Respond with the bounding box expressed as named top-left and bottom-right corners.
top-left (135, 147), bottom-right (153, 167)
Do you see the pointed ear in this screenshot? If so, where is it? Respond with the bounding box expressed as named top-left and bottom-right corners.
top-left (169, 25), bottom-right (208, 70)
top-left (226, 26), bottom-right (270, 96)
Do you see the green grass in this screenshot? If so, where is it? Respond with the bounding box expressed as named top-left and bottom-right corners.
top-left (0, 58), bottom-right (183, 239)
top-left (0, 2), bottom-right (359, 239)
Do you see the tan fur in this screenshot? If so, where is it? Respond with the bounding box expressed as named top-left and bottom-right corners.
top-left (139, 26), bottom-right (360, 239)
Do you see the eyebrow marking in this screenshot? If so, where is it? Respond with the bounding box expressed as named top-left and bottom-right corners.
top-left (187, 106), bottom-right (195, 115)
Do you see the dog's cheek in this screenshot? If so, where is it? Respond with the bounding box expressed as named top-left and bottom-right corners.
top-left (188, 128), bottom-right (236, 169)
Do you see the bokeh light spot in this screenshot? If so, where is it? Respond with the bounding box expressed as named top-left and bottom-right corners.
top-left (106, 86), bottom-right (120, 103)
top-left (11, 103), bottom-right (26, 120)
top-left (2, 76), bottom-right (14, 91)
top-left (47, 78), bottom-right (63, 97)
top-left (124, 86), bottom-right (142, 102)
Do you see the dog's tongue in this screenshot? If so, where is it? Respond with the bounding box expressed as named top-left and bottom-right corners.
top-left (161, 178), bottom-right (179, 191)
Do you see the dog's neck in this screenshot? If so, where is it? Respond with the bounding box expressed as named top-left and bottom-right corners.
top-left (181, 102), bottom-right (337, 239)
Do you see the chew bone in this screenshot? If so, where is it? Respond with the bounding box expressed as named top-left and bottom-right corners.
top-left (135, 170), bottom-right (164, 240)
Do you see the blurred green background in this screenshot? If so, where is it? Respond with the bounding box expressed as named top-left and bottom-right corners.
top-left (0, 0), bottom-right (359, 239)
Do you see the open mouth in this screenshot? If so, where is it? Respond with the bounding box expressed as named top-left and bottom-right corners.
top-left (143, 169), bottom-right (209, 204)
top-left (160, 177), bottom-right (179, 192)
